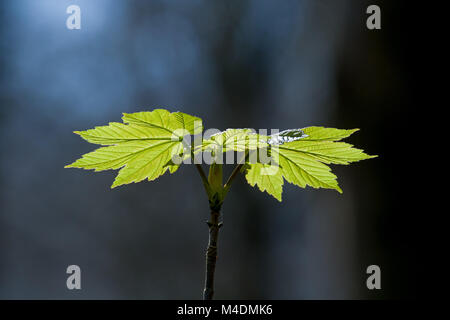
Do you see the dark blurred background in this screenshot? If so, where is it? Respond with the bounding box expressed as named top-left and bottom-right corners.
top-left (0, 0), bottom-right (417, 299)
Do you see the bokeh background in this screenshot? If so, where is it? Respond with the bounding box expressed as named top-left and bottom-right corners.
top-left (0, 0), bottom-right (417, 299)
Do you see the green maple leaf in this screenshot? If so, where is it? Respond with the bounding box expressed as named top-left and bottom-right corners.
top-left (241, 127), bottom-right (376, 200)
top-left (245, 163), bottom-right (284, 201)
top-left (66, 108), bottom-right (376, 199)
top-left (65, 109), bottom-right (202, 188)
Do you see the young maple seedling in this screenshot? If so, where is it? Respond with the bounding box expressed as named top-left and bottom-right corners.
top-left (65, 108), bottom-right (376, 299)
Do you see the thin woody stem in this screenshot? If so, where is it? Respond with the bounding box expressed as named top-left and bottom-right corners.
top-left (201, 148), bottom-right (246, 299)
top-left (203, 210), bottom-right (222, 300)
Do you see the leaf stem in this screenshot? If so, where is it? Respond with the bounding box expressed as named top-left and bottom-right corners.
top-left (195, 164), bottom-right (212, 197)
top-left (191, 138), bottom-right (212, 197)
top-left (223, 163), bottom-right (243, 195)
top-left (223, 150), bottom-right (248, 196)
